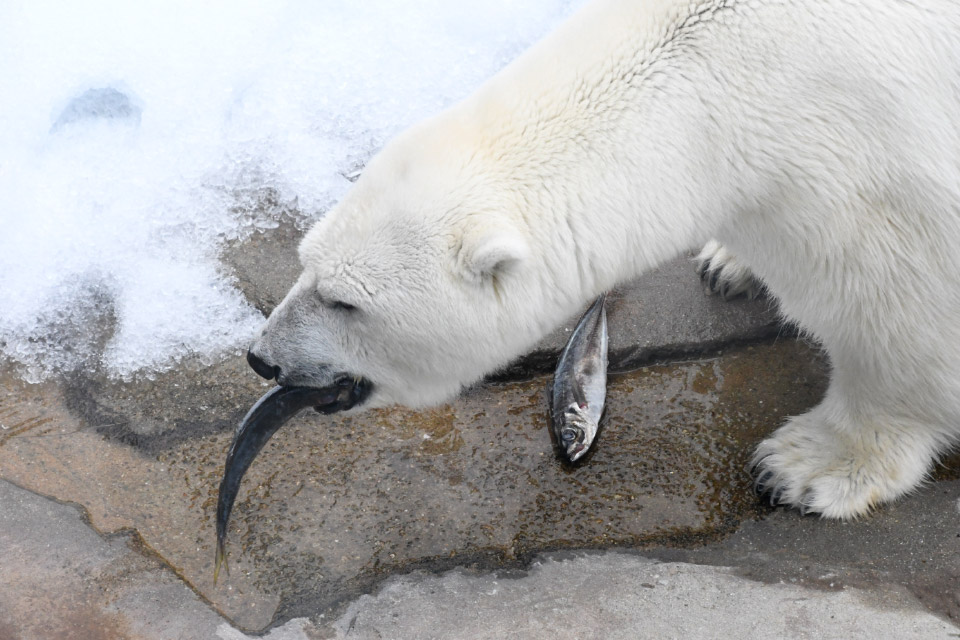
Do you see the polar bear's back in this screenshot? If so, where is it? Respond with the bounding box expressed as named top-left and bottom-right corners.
top-left (481, 0), bottom-right (960, 394)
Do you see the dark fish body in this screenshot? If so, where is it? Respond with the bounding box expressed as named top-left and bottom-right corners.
top-left (551, 294), bottom-right (608, 462)
top-left (214, 380), bottom-right (369, 583)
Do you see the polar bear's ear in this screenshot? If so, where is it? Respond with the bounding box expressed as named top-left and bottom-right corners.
top-left (456, 224), bottom-right (530, 285)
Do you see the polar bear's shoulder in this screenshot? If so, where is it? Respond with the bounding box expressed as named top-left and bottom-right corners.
top-left (461, 0), bottom-right (731, 148)
top-left (492, 0), bottom-right (722, 87)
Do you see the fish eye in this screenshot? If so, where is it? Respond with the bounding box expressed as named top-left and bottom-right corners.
top-left (561, 428), bottom-right (578, 443)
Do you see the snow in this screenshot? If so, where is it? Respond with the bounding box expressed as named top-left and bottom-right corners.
top-left (0, 0), bottom-right (582, 382)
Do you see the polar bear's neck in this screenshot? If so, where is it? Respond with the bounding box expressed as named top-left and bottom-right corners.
top-left (450, 0), bottom-right (743, 303)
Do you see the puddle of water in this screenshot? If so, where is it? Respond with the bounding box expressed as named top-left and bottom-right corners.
top-left (0, 339), bottom-right (828, 630)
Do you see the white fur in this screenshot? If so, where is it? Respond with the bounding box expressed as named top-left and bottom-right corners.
top-left (251, 0), bottom-right (960, 519)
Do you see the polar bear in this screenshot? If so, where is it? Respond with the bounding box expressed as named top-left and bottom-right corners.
top-left (247, 0), bottom-right (960, 519)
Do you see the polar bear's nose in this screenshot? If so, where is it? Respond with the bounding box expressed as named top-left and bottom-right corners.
top-left (247, 350), bottom-right (280, 381)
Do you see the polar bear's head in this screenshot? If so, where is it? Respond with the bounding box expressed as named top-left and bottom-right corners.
top-left (246, 119), bottom-right (567, 410)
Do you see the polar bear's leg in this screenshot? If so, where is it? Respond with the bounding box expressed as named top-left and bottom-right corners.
top-left (695, 240), bottom-right (762, 300)
top-left (750, 393), bottom-right (941, 519)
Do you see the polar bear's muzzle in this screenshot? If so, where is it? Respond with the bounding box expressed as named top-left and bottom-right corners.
top-left (313, 375), bottom-right (373, 414)
top-left (246, 349), bottom-right (372, 412)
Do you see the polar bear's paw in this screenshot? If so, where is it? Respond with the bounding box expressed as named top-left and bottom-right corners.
top-left (750, 410), bottom-right (935, 519)
top-left (695, 240), bottom-right (762, 301)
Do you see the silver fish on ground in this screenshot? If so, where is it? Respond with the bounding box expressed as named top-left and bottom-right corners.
top-left (551, 294), bottom-right (608, 463)
top-left (213, 379), bottom-right (370, 584)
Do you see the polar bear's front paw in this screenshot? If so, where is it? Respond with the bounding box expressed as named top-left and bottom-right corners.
top-left (750, 411), bottom-right (934, 519)
top-left (695, 240), bottom-right (762, 300)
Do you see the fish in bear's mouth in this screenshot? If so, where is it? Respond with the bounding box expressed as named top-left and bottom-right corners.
top-left (213, 376), bottom-right (372, 583)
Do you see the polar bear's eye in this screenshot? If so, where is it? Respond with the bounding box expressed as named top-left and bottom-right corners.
top-left (317, 291), bottom-right (358, 313)
top-left (322, 298), bottom-right (356, 313)
top-left (330, 300), bottom-right (357, 312)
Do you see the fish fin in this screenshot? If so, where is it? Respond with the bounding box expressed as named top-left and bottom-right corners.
top-left (572, 385), bottom-right (588, 409)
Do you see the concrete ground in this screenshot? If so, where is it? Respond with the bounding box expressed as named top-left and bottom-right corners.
top-left (2, 223), bottom-right (959, 639)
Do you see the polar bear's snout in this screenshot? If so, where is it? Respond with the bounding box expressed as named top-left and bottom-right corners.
top-left (247, 350), bottom-right (280, 381)
top-left (247, 338), bottom-right (362, 392)
top-left (245, 286), bottom-right (376, 412)
top-left (246, 341), bottom-right (373, 412)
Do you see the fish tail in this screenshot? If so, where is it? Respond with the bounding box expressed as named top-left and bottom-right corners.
top-left (214, 541), bottom-right (228, 585)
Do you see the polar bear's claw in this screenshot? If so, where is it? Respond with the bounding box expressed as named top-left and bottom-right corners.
top-left (752, 467), bottom-right (790, 507)
top-left (797, 490), bottom-right (818, 517)
top-left (752, 468), bottom-right (775, 495)
top-left (769, 485), bottom-right (787, 507)
top-left (696, 240), bottom-right (763, 301)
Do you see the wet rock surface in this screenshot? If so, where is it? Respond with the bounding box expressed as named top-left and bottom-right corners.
top-left (220, 217), bottom-right (305, 317)
top-left (1, 340), bottom-right (826, 633)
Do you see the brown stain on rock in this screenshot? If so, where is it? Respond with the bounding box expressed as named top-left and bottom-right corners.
top-left (0, 603), bottom-right (135, 640)
top-left (42, 605), bottom-right (134, 640)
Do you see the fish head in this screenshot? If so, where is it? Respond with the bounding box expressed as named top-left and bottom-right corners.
top-left (559, 402), bottom-right (598, 462)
